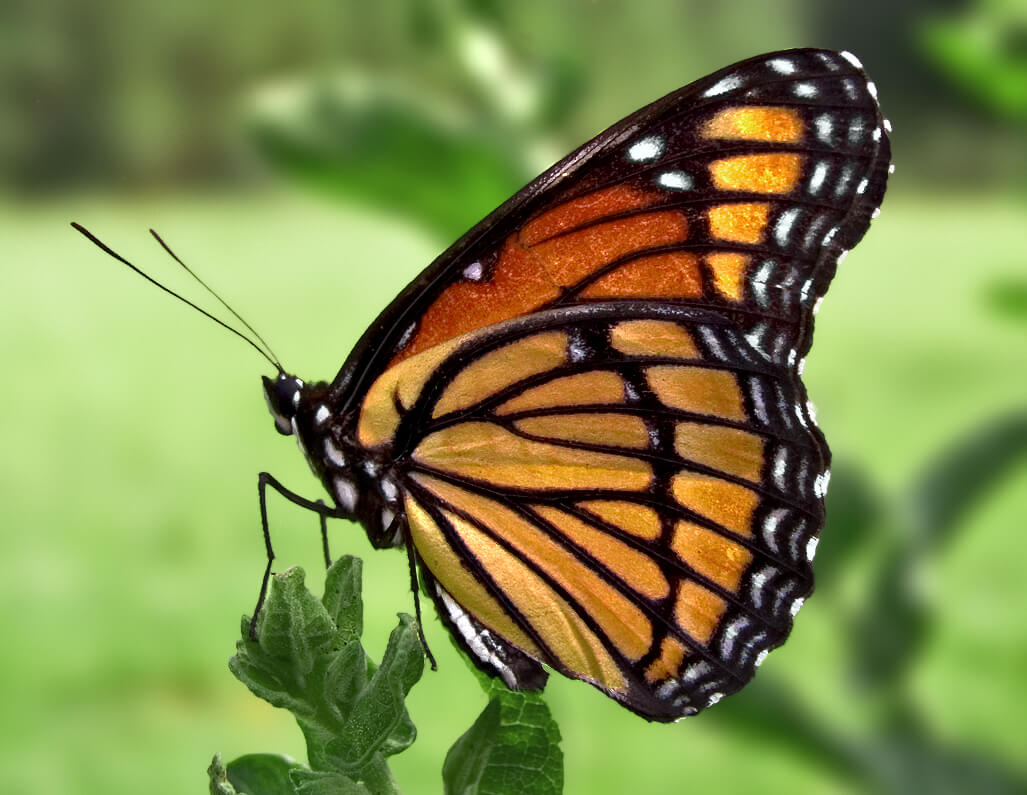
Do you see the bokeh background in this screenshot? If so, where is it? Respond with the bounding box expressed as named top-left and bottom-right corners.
top-left (3, 1), bottom-right (1026, 793)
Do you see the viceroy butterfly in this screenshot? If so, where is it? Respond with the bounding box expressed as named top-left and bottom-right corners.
top-left (76, 48), bottom-right (890, 721)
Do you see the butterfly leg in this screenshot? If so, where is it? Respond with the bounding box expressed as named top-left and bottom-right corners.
top-left (250, 472), bottom-right (339, 640)
top-left (316, 499), bottom-right (331, 568)
top-left (396, 514), bottom-right (438, 671)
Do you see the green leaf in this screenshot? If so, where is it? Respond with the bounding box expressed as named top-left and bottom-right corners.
top-left (323, 556), bottom-right (364, 644)
top-left (225, 754), bottom-right (303, 795)
top-left (209, 753), bottom-right (240, 795)
top-left (443, 657), bottom-right (562, 795)
top-left (905, 411), bottom-right (1027, 548)
top-left (227, 556), bottom-right (425, 791)
top-left (322, 614), bottom-right (423, 768)
top-left (248, 74), bottom-right (528, 241)
top-left (853, 411), bottom-right (1027, 691)
top-left (290, 769), bottom-right (373, 795)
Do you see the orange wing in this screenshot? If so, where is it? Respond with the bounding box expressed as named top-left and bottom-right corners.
top-left (359, 304), bottom-right (827, 719)
top-left (301, 49), bottom-right (890, 721)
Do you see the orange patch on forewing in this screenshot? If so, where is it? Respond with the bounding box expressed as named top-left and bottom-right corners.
top-left (576, 500), bottom-right (662, 541)
top-left (358, 335), bottom-right (466, 447)
top-left (675, 580), bottom-right (728, 645)
top-left (710, 153), bottom-right (803, 194)
top-left (413, 474), bottom-right (651, 673)
top-left (674, 421), bottom-right (765, 481)
top-left (672, 520), bottom-right (754, 591)
top-left (496, 371), bottom-right (625, 415)
top-left (706, 253), bottom-right (750, 302)
top-left (533, 506), bottom-right (669, 600)
top-left (520, 185), bottom-right (663, 246)
top-left (579, 252), bottom-right (702, 300)
top-left (646, 366), bottom-right (746, 421)
top-left (405, 493), bottom-right (542, 657)
top-left (392, 236), bottom-right (561, 363)
top-left (645, 636), bottom-right (688, 683)
top-left (432, 331), bottom-right (567, 417)
top-left (708, 203), bottom-right (770, 244)
top-left (671, 473), bottom-right (760, 537)
top-left (413, 421), bottom-right (652, 491)
top-left (514, 413), bottom-right (651, 449)
top-left (529, 212), bottom-right (689, 288)
top-left (702, 106), bottom-right (805, 142)
top-left (610, 320), bottom-right (701, 359)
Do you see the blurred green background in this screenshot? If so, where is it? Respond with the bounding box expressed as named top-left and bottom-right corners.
top-left (3, 1), bottom-right (1026, 793)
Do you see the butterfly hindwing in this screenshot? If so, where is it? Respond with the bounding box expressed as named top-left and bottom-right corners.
top-left (359, 303), bottom-right (826, 720)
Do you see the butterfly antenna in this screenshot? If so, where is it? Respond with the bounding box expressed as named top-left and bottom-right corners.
top-left (71, 222), bottom-right (281, 372)
top-left (148, 228), bottom-right (283, 371)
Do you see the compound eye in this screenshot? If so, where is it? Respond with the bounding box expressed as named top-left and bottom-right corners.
top-left (262, 374), bottom-right (301, 435)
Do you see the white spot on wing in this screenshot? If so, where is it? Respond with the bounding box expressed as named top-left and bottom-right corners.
top-left (627, 135), bottom-right (665, 162)
top-left (658, 170), bottom-right (693, 191)
top-left (814, 113), bottom-right (833, 144)
top-left (848, 117), bottom-right (865, 144)
top-left (806, 536), bottom-right (820, 561)
top-left (324, 438), bottom-right (346, 468)
top-left (809, 161), bottom-right (829, 195)
top-left (768, 58), bottom-right (796, 75)
top-left (462, 261), bottom-right (484, 281)
top-left (749, 378), bottom-right (770, 425)
top-left (867, 80), bottom-right (878, 100)
top-left (883, 118), bottom-right (893, 133)
top-left (763, 508), bottom-right (786, 554)
top-left (755, 649), bottom-right (769, 668)
top-left (789, 597), bottom-right (806, 617)
top-left (698, 326), bottom-right (728, 361)
top-left (799, 277), bottom-right (813, 303)
top-left (752, 259), bottom-right (775, 308)
top-left (704, 74), bottom-right (742, 97)
top-left (840, 51), bottom-right (864, 69)
top-left (794, 82), bottom-right (817, 98)
top-left (333, 476), bottom-right (358, 513)
top-left (774, 208), bottom-right (800, 247)
top-left (773, 447), bottom-right (788, 489)
top-left (856, 177), bottom-right (869, 195)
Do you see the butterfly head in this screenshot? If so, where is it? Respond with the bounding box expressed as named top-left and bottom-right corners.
top-left (262, 372), bottom-right (304, 436)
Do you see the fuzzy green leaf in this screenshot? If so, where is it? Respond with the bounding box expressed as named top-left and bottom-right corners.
top-left (443, 657), bottom-right (562, 795)
top-left (228, 556), bottom-right (424, 791)
top-left (209, 754), bottom-right (239, 795)
top-left (289, 769), bottom-right (373, 794)
top-left (323, 555), bottom-right (364, 643)
top-left (226, 754), bottom-right (303, 795)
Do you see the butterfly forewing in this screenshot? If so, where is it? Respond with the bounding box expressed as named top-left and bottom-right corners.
top-left (329, 48), bottom-right (889, 410)
top-left (305, 48), bottom-right (890, 721)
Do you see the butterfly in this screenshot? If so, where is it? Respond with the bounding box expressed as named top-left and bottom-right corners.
top-left (77, 48), bottom-right (890, 722)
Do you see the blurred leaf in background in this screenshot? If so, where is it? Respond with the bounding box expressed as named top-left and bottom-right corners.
top-left (919, 0), bottom-right (1027, 124)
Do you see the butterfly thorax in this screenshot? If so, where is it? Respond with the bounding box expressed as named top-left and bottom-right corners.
top-left (262, 373), bottom-right (403, 549)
